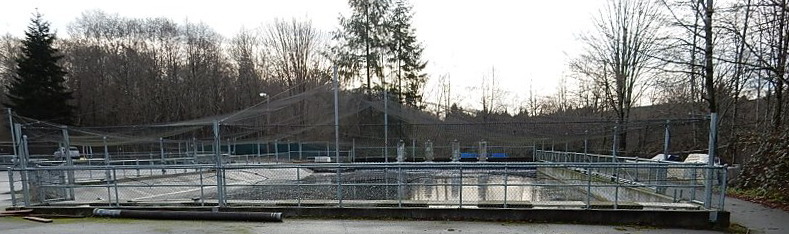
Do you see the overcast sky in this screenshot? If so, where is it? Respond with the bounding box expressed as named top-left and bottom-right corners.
top-left (1, 0), bottom-right (606, 111)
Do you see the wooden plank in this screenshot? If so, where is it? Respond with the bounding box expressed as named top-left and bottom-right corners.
top-left (1, 209), bottom-right (33, 215)
top-left (23, 216), bottom-right (53, 223)
top-left (29, 214), bottom-right (86, 218)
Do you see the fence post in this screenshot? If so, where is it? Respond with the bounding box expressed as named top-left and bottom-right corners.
top-left (383, 89), bottom-right (389, 163)
top-left (103, 136), bottom-right (111, 185)
top-left (333, 65), bottom-right (340, 164)
top-left (663, 120), bottom-right (671, 156)
top-left (60, 126), bottom-right (76, 200)
top-left (337, 166), bottom-right (343, 208)
top-left (212, 120), bottom-right (226, 207)
top-left (411, 139), bottom-right (416, 162)
top-left (719, 168), bottom-right (727, 210)
top-left (503, 164), bottom-right (508, 208)
top-left (192, 137), bottom-right (198, 165)
top-left (584, 130), bottom-right (589, 162)
top-left (7, 168), bottom-right (16, 207)
top-left (705, 113), bottom-right (718, 209)
top-left (532, 141), bottom-right (536, 162)
top-left (451, 140), bottom-right (460, 162)
top-left (297, 167), bottom-right (302, 207)
top-left (7, 108), bottom-right (17, 165)
top-left (113, 168), bottom-right (119, 207)
top-left (397, 140), bottom-right (406, 162)
top-left (398, 165), bottom-right (403, 207)
top-left (19, 134), bottom-right (30, 206)
top-left (459, 166), bottom-right (463, 208)
top-left (199, 168), bottom-right (205, 206)
top-left (586, 164), bottom-right (592, 209)
top-left (159, 138), bottom-right (166, 174)
top-left (478, 140), bottom-right (487, 162)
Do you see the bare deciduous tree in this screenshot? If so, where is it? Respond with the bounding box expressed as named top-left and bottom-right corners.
top-left (571, 0), bottom-right (667, 153)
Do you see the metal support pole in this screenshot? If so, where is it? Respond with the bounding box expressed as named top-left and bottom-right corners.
top-left (664, 120), bottom-right (671, 156)
top-left (103, 136), bottom-right (110, 184)
top-left (397, 165), bottom-right (403, 207)
top-left (7, 108), bottom-right (17, 166)
top-left (584, 129), bottom-right (591, 209)
top-left (384, 89), bottom-right (389, 163)
top-left (532, 141), bottom-right (536, 162)
top-left (8, 168), bottom-right (16, 207)
top-left (584, 130), bottom-right (589, 162)
top-left (451, 140), bottom-right (460, 162)
top-left (212, 120), bottom-right (226, 207)
top-left (333, 65), bottom-right (341, 165)
top-left (113, 168), bottom-right (119, 207)
top-left (105, 166), bottom-right (112, 207)
top-left (199, 168), bottom-right (205, 206)
top-left (299, 142), bottom-right (303, 161)
top-left (61, 126), bottom-right (75, 200)
top-left (297, 167), bottom-right (302, 207)
top-left (19, 133), bottom-right (30, 206)
top-left (459, 166), bottom-right (463, 208)
top-left (612, 125), bottom-right (618, 159)
top-left (719, 169), bottom-right (727, 210)
top-left (159, 138), bottom-right (166, 174)
top-left (705, 113), bottom-right (718, 209)
top-left (503, 164), bottom-right (508, 208)
top-left (478, 140), bottom-right (487, 162)
top-left (586, 164), bottom-right (592, 209)
top-left (275, 140), bottom-right (279, 163)
top-left (337, 166), bottom-right (343, 207)
top-left (411, 139), bottom-right (416, 162)
top-left (612, 125), bottom-right (618, 176)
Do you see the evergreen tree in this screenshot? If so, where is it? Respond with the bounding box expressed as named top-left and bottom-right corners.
top-left (4, 12), bottom-right (73, 124)
top-left (387, 0), bottom-right (427, 108)
top-left (333, 0), bottom-right (392, 96)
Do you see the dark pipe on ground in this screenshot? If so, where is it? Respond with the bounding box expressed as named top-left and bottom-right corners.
top-left (93, 209), bottom-right (282, 222)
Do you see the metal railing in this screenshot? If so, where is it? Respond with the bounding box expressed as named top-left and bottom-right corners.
top-left (535, 150), bottom-right (727, 210)
top-left (6, 160), bottom-right (726, 211)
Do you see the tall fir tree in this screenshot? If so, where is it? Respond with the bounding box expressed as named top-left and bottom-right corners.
top-left (4, 12), bottom-right (73, 124)
top-left (388, 0), bottom-right (427, 108)
top-left (333, 0), bottom-right (392, 96)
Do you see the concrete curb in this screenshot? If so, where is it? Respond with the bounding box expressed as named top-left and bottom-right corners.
top-left (11, 206), bottom-right (729, 230)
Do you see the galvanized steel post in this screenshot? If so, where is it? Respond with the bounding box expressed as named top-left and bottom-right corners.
top-left (159, 137), bottom-right (166, 174)
top-left (705, 113), bottom-right (718, 209)
top-left (7, 168), bottom-right (16, 206)
top-left (6, 108), bottom-right (17, 166)
top-left (212, 120), bottom-right (226, 207)
top-left (61, 126), bottom-right (75, 200)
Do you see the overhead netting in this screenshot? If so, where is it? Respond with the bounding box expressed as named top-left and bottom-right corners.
top-left (11, 83), bottom-right (710, 162)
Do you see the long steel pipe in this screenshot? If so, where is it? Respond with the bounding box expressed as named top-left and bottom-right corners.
top-left (93, 208), bottom-right (282, 222)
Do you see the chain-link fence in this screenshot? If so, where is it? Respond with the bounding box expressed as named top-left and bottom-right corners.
top-left (3, 84), bottom-right (728, 212)
top-left (6, 161), bottom-right (726, 211)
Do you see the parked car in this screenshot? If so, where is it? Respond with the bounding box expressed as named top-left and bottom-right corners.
top-left (54, 146), bottom-right (80, 160)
